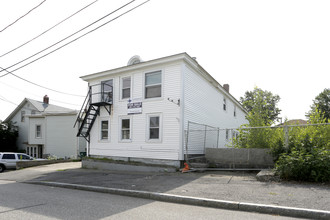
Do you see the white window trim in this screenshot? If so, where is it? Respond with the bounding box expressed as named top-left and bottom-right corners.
top-left (35, 125), bottom-right (42, 138)
top-left (119, 116), bottom-right (132, 142)
top-left (143, 70), bottom-right (163, 101)
top-left (120, 76), bottom-right (132, 101)
top-left (146, 113), bottom-right (162, 143)
top-left (99, 118), bottom-right (110, 142)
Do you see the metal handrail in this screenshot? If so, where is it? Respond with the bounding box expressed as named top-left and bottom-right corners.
top-left (74, 87), bottom-right (91, 128)
top-left (74, 83), bottom-right (113, 128)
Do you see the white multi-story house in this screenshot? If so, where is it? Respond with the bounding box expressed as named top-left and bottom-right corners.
top-left (76, 53), bottom-right (247, 167)
top-left (5, 96), bottom-right (85, 158)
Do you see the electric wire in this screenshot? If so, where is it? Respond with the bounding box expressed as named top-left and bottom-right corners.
top-left (0, 0), bottom-right (150, 99)
top-left (0, 0), bottom-right (138, 76)
top-left (0, 81), bottom-right (82, 107)
top-left (0, 0), bottom-right (47, 33)
top-left (0, 0), bottom-right (99, 58)
top-left (0, 67), bottom-right (84, 97)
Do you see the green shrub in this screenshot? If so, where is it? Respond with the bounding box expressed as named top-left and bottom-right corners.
top-left (275, 147), bottom-right (330, 182)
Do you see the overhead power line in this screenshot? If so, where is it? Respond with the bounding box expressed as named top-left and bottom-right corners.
top-left (0, 0), bottom-right (99, 58)
top-left (0, 0), bottom-right (47, 33)
top-left (0, 66), bottom-right (84, 97)
top-left (0, 80), bottom-right (82, 107)
top-left (0, 0), bottom-right (150, 77)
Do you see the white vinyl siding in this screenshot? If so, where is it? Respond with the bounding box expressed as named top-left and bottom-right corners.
top-left (88, 63), bottom-right (181, 161)
top-left (183, 64), bottom-right (247, 151)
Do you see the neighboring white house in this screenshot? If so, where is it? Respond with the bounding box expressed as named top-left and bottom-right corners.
top-left (4, 96), bottom-right (85, 158)
top-left (76, 53), bottom-right (247, 167)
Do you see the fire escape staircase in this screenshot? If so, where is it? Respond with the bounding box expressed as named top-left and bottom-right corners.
top-left (74, 83), bottom-right (112, 142)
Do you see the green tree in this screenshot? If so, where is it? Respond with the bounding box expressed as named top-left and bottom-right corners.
top-left (231, 87), bottom-right (283, 149)
top-left (240, 87), bottom-right (281, 125)
top-left (0, 121), bottom-right (18, 152)
top-left (306, 88), bottom-right (330, 122)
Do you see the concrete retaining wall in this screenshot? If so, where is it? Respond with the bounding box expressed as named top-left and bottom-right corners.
top-left (16, 159), bottom-right (76, 169)
top-left (206, 148), bottom-right (274, 169)
top-left (82, 159), bottom-right (177, 173)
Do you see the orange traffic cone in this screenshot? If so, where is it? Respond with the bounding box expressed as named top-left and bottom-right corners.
top-left (182, 162), bottom-right (190, 173)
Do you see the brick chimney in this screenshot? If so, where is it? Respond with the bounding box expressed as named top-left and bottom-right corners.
top-left (43, 95), bottom-right (49, 104)
top-left (223, 84), bottom-right (229, 93)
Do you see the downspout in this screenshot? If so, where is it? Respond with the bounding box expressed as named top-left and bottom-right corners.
top-left (180, 63), bottom-right (185, 162)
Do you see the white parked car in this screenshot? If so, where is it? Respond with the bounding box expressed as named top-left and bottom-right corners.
top-left (0, 152), bottom-right (36, 172)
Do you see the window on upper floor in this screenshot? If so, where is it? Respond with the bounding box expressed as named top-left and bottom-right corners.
top-left (223, 98), bottom-right (227, 111)
top-left (21, 111), bottom-right (25, 122)
top-left (145, 71), bottom-right (162, 99)
top-left (121, 76), bottom-right (131, 99)
top-left (101, 79), bottom-right (113, 103)
top-left (36, 125), bottom-right (42, 138)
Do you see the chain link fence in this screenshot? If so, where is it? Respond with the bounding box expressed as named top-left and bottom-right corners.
top-left (184, 121), bottom-right (330, 161)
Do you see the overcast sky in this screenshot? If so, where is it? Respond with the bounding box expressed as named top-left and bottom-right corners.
top-left (0, 0), bottom-right (329, 123)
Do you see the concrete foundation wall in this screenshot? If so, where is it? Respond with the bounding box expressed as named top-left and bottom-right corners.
top-left (205, 148), bottom-right (274, 169)
top-left (16, 159), bottom-right (75, 169)
top-left (82, 159), bottom-right (177, 173)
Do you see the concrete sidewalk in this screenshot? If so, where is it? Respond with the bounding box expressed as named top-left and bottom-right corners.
top-left (3, 162), bottom-right (329, 219)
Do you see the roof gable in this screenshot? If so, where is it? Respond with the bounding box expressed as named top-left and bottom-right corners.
top-left (4, 98), bottom-right (75, 122)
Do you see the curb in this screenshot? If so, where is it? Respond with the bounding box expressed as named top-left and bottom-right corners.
top-left (24, 181), bottom-right (330, 219)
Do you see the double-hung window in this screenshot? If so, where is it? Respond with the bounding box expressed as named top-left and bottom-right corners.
top-left (145, 71), bottom-right (162, 99)
top-left (147, 114), bottom-right (161, 141)
top-left (100, 120), bottom-right (109, 140)
top-left (36, 125), bottom-right (41, 138)
top-left (121, 77), bottom-right (131, 99)
top-left (121, 118), bottom-right (130, 140)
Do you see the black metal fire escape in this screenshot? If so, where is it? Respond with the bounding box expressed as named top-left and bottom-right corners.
top-left (74, 83), bottom-right (112, 142)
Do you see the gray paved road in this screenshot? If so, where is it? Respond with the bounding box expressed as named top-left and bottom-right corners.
top-left (0, 180), bottom-right (300, 220)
